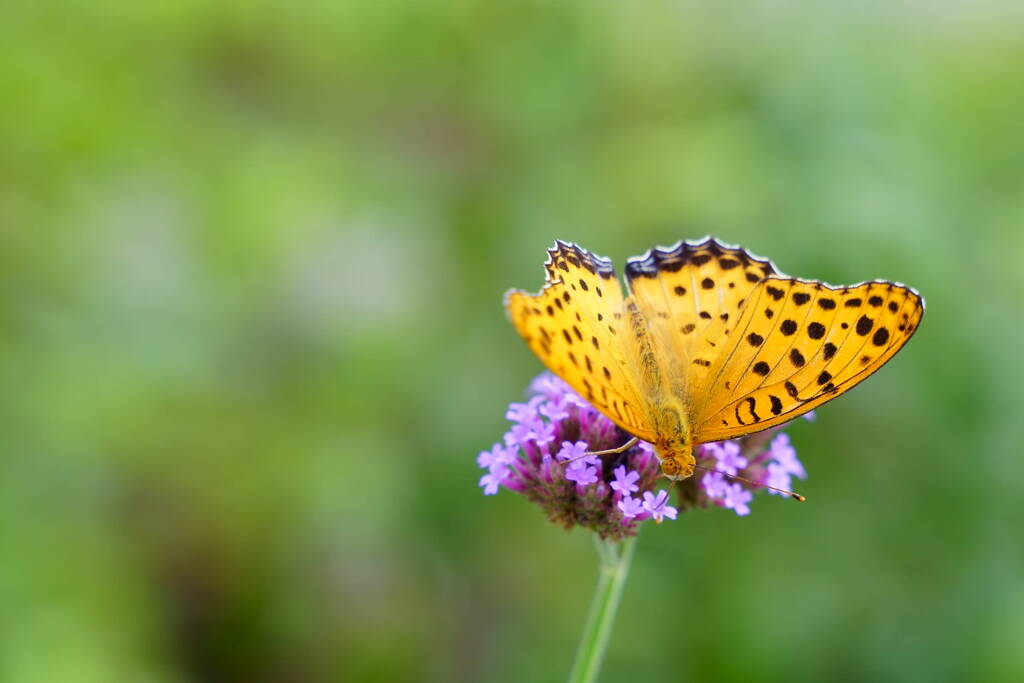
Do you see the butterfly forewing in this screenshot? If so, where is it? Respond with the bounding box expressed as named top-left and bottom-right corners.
top-left (690, 277), bottom-right (924, 443)
top-left (505, 242), bottom-right (659, 441)
top-left (624, 238), bottom-right (778, 396)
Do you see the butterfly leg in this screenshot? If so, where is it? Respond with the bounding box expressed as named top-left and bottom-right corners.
top-left (558, 437), bottom-right (640, 468)
top-left (585, 437), bottom-right (639, 457)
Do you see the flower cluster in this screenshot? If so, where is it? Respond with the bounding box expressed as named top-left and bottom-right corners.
top-left (478, 373), bottom-right (810, 539)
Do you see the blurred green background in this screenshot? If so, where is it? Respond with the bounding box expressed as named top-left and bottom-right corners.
top-left (2, 1), bottom-right (1023, 681)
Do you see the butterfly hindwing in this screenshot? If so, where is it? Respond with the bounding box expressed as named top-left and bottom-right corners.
top-left (690, 277), bottom-right (924, 443)
top-left (505, 242), bottom-right (658, 441)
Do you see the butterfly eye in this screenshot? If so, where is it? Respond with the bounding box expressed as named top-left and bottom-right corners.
top-left (660, 458), bottom-right (680, 477)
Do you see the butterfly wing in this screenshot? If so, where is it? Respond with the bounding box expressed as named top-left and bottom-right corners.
top-left (623, 237), bottom-right (780, 398)
top-left (689, 276), bottom-right (924, 443)
top-left (505, 242), bottom-right (658, 441)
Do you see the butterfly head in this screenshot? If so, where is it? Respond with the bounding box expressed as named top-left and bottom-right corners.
top-left (656, 447), bottom-right (696, 482)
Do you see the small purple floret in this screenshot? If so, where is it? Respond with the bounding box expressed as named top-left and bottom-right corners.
top-left (722, 483), bottom-right (753, 516)
top-left (617, 495), bottom-right (645, 519)
top-left (610, 466), bottom-right (640, 495)
top-left (768, 433), bottom-right (807, 479)
top-left (642, 490), bottom-right (678, 522)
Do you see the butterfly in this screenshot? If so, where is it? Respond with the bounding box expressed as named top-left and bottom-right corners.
top-left (504, 238), bottom-right (924, 480)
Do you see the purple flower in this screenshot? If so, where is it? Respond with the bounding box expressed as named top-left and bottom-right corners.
top-left (557, 440), bottom-right (591, 463)
top-left (478, 372), bottom-right (814, 536)
top-left (539, 399), bottom-right (570, 422)
top-left (610, 466), bottom-right (640, 495)
top-left (703, 441), bottom-right (747, 476)
top-left (503, 420), bottom-right (536, 449)
top-left (505, 397), bottom-right (542, 424)
top-left (565, 460), bottom-right (599, 487)
top-left (529, 374), bottom-right (572, 400)
top-left (764, 462), bottom-right (793, 497)
top-left (721, 483), bottom-right (753, 516)
top-left (767, 433), bottom-right (807, 479)
top-left (642, 490), bottom-right (678, 522)
top-left (529, 421), bottom-right (557, 448)
top-left (617, 495), bottom-right (645, 519)
top-left (479, 444), bottom-right (512, 471)
top-left (480, 462), bottom-right (510, 496)
top-left (701, 471), bottom-right (729, 499)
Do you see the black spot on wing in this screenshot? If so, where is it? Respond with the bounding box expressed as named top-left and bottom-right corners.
top-left (746, 397), bottom-right (761, 422)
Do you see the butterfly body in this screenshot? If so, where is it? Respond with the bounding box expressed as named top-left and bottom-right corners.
top-left (505, 238), bottom-right (923, 480)
top-left (619, 297), bottom-right (697, 478)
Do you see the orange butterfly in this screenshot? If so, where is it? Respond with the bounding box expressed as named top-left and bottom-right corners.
top-left (505, 238), bottom-right (923, 480)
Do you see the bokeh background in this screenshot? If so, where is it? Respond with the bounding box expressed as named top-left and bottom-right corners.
top-left (2, 1), bottom-right (1023, 681)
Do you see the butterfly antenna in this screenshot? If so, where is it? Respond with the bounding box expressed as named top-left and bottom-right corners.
top-left (693, 464), bottom-right (805, 502)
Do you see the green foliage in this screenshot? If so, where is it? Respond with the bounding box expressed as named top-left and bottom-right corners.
top-left (1, 1), bottom-right (1022, 681)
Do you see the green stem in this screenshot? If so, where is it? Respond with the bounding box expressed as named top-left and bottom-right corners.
top-left (567, 534), bottom-right (638, 683)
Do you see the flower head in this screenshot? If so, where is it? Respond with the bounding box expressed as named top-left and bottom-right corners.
top-left (478, 373), bottom-right (814, 534)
